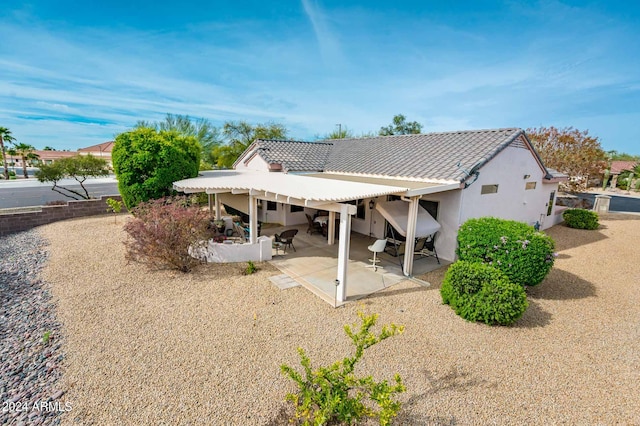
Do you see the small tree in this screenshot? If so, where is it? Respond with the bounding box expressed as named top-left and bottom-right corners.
top-left (36, 154), bottom-right (109, 199)
top-left (527, 126), bottom-right (607, 192)
top-left (281, 311), bottom-right (405, 425)
top-left (378, 114), bottom-right (423, 136)
top-left (9, 143), bottom-right (39, 178)
top-left (106, 198), bottom-right (124, 223)
top-left (112, 128), bottom-right (201, 209)
top-left (123, 197), bottom-right (211, 272)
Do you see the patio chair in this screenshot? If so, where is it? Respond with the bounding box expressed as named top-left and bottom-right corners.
top-left (415, 233), bottom-right (440, 264)
top-left (305, 214), bottom-right (323, 235)
top-left (366, 239), bottom-right (387, 272)
top-left (274, 229), bottom-right (298, 253)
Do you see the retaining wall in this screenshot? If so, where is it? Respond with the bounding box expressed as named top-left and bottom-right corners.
top-left (0, 195), bottom-right (125, 237)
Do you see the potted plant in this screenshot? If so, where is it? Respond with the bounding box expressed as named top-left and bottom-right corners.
top-left (213, 219), bottom-right (226, 233)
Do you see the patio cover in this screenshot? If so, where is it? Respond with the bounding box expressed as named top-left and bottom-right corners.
top-left (174, 170), bottom-right (410, 204)
top-left (375, 200), bottom-right (441, 238)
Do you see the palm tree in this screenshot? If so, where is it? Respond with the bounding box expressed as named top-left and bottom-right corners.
top-left (0, 127), bottom-right (15, 180)
top-left (10, 143), bottom-right (39, 178)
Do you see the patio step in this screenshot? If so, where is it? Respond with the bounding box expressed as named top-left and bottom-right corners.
top-left (269, 274), bottom-right (300, 290)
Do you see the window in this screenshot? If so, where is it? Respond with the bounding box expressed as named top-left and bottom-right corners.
top-left (419, 199), bottom-right (439, 220)
top-left (346, 199), bottom-right (366, 219)
top-left (547, 191), bottom-right (555, 216)
top-left (525, 182), bottom-right (537, 190)
top-left (290, 205), bottom-right (304, 213)
top-left (481, 184), bottom-right (499, 194)
top-left (267, 201), bottom-right (277, 211)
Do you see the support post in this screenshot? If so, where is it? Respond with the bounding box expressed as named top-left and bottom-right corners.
top-left (335, 204), bottom-right (352, 303)
top-left (214, 195), bottom-right (221, 219)
top-left (208, 194), bottom-right (213, 214)
top-left (403, 196), bottom-right (419, 276)
top-left (328, 211), bottom-right (336, 245)
top-left (249, 195), bottom-right (258, 244)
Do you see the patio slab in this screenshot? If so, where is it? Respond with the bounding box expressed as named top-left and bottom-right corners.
top-left (264, 226), bottom-right (448, 306)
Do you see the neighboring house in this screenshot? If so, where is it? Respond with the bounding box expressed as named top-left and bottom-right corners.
top-left (7, 150), bottom-right (77, 167)
top-left (174, 128), bottom-right (567, 302)
top-left (78, 141), bottom-right (114, 167)
top-left (606, 160), bottom-right (638, 188)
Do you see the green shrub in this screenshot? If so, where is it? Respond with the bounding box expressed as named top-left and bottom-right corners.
top-left (113, 128), bottom-right (201, 209)
top-left (441, 261), bottom-right (528, 326)
top-left (281, 312), bottom-right (405, 425)
top-left (244, 261), bottom-right (257, 275)
top-left (562, 208), bottom-right (599, 230)
top-left (106, 197), bottom-right (124, 223)
top-left (457, 217), bottom-right (556, 287)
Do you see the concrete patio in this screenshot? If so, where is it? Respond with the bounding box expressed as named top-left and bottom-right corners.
top-left (262, 225), bottom-right (448, 306)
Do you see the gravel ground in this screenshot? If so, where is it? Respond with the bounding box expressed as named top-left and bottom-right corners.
top-left (1, 230), bottom-right (65, 426)
top-left (35, 213), bottom-right (640, 425)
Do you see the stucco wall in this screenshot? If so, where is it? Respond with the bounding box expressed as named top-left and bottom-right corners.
top-left (0, 195), bottom-right (125, 237)
top-left (458, 145), bottom-right (560, 230)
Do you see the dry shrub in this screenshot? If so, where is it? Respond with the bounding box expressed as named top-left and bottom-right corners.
top-left (123, 197), bottom-right (211, 272)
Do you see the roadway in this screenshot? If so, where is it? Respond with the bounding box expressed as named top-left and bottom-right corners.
top-left (0, 177), bottom-right (120, 209)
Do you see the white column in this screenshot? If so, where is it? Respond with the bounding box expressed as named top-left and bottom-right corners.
top-left (249, 195), bottom-right (258, 244)
top-left (214, 194), bottom-right (222, 219)
top-left (327, 211), bottom-right (336, 245)
top-left (335, 204), bottom-right (352, 303)
top-left (403, 196), bottom-right (419, 276)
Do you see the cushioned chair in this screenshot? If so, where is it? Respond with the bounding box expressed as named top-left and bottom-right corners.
top-left (275, 229), bottom-right (298, 253)
top-left (305, 214), bottom-right (323, 235)
top-left (232, 222), bottom-right (249, 242)
top-left (367, 239), bottom-right (387, 272)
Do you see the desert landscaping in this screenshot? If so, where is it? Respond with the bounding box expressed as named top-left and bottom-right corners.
top-left (1, 212), bottom-right (639, 424)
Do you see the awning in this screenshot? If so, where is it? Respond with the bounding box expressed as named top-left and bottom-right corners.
top-left (174, 170), bottom-right (410, 203)
top-left (376, 200), bottom-right (441, 238)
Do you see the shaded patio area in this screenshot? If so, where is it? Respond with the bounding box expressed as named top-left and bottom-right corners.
top-left (262, 225), bottom-right (448, 306)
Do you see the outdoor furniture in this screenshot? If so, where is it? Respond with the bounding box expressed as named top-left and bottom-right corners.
top-left (313, 215), bottom-right (329, 226)
top-left (415, 233), bottom-right (440, 264)
top-left (232, 222), bottom-right (249, 242)
top-left (306, 214), bottom-right (323, 235)
top-left (367, 239), bottom-right (387, 272)
top-left (274, 229), bottom-right (298, 253)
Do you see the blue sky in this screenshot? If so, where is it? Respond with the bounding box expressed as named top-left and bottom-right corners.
top-left (1, 0), bottom-right (639, 153)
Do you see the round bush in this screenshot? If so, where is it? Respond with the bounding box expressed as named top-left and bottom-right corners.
top-left (457, 217), bottom-right (555, 287)
top-left (441, 261), bottom-right (528, 326)
top-left (562, 208), bottom-right (599, 230)
top-left (113, 128), bottom-right (201, 209)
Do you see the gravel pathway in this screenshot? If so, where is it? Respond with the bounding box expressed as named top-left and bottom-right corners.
top-left (35, 214), bottom-right (640, 424)
top-left (1, 230), bottom-right (66, 426)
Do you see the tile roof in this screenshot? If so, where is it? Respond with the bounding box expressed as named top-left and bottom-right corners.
top-left (243, 128), bottom-right (544, 182)
top-left (247, 139), bottom-right (332, 172)
top-left (324, 128), bottom-right (524, 181)
top-left (610, 160), bottom-right (638, 174)
top-left (78, 141), bottom-right (114, 153)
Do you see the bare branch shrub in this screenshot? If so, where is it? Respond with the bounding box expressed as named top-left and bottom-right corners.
top-left (123, 196), bottom-right (212, 272)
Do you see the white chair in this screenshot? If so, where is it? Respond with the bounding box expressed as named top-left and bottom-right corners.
top-left (367, 239), bottom-right (387, 271)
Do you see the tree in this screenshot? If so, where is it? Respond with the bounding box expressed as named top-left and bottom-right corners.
top-left (43, 146), bottom-right (56, 151)
top-left (8, 143), bottom-right (39, 178)
top-left (113, 128), bottom-right (201, 208)
top-left (211, 121), bottom-right (288, 168)
top-left (378, 114), bottom-right (423, 136)
top-left (527, 126), bottom-right (607, 192)
top-left (0, 127), bottom-right (15, 180)
top-left (322, 125), bottom-right (355, 140)
top-left (35, 155), bottom-right (109, 200)
top-left (606, 150), bottom-right (640, 161)
top-left (136, 114), bottom-right (222, 168)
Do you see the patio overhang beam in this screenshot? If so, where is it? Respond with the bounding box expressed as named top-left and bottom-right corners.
top-left (249, 189), bottom-right (356, 215)
top-left (404, 182), bottom-right (461, 197)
